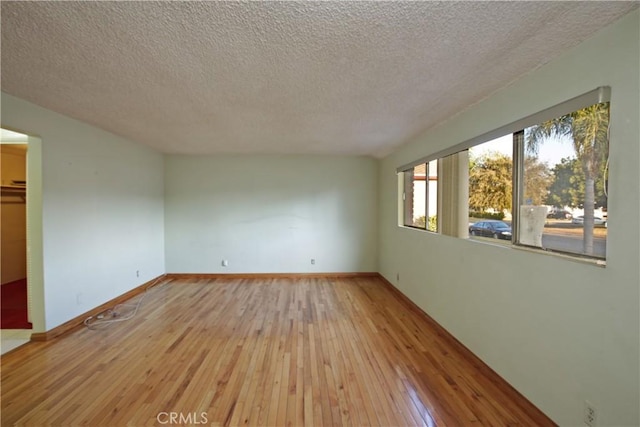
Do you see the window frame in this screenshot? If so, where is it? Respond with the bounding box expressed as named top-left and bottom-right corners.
top-left (401, 162), bottom-right (439, 232)
top-left (402, 167), bottom-right (419, 228)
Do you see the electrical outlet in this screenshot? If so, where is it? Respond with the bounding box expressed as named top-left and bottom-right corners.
top-left (136, 270), bottom-right (140, 277)
top-left (396, 273), bottom-right (400, 282)
top-left (311, 259), bottom-right (315, 265)
top-left (584, 401), bottom-right (597, 427)
top-left (222, 259), bottom-right (229, 267)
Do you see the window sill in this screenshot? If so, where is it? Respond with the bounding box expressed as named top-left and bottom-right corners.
top-left (400, 225), bottom-right (437, 233)
top-left (466, 236), bottom-right (606, 267)
top-left (511, 243), bottom-right (606, 267)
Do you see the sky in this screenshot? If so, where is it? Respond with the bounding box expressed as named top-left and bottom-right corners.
top-left (470, 133), bottom-right (576, 167)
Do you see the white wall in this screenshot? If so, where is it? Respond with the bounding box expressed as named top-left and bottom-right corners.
top-left (1, 94), bottom-right (166, 330)
top-left (378, 11), bottom-right (639, 427)
top-left (165, 154), bottom-right (378, 273)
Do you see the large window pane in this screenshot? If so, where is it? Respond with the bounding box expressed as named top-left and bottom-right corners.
top-left (468, 135), bottom-right (513, 243)
top-left (520, 102), bottom-right (609, 259)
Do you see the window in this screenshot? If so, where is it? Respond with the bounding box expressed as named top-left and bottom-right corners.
top-left (518, 102), bottom-right (609, 259)
top-left (427, 160), bottom-right (438, 232)
top-left (398, 87), bottom-right (610, 262)
top-left (401, 161), bottom-right (438, 231)
top-left (468, 136), bottom-right (513, 244)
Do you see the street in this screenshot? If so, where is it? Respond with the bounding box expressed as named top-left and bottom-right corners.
top-left (468, 227), bottom-right (607, 258)
top-left (541, 233), bottom-right (606, 258)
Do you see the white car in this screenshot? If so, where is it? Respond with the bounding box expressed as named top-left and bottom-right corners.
top-left (571, 216), bottom-right (607, 226)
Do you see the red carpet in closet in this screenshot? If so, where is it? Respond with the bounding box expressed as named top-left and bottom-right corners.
top-left (1, 279), bottom-right (32, 329)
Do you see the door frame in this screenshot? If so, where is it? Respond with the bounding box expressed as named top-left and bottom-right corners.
top-left (1, 128), bottom-right (45, 333)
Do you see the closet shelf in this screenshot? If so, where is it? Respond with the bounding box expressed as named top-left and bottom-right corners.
top-left (1, 185), bottom-right (26, 202)
top-left (1, 185), bottom-right (26, 192)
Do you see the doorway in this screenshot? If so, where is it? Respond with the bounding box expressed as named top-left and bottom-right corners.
top-left (1, 128), bottom-right (42, 353)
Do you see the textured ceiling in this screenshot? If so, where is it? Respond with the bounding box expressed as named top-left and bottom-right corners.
top-left (1, 1), bottom-right (637, 157)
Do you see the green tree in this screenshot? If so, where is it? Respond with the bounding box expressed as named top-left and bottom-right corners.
top-left (469, 152), bottom-right (552, 213)
top-left (526, 102), bottom-right (609, 255)
top-left (546, 157), bottom-right (582, 208)
top-left (524, 156), bottom-right (553, 206)
top-left (469, 152), bottom-right (512, 213)
top-left (546, 157), bottom-right (608, 209)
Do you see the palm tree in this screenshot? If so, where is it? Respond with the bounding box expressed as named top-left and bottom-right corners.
top-left (526, 102), bottom-right (609, 255)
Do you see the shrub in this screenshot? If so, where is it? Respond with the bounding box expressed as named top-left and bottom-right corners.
top-left (428, 215), bottom-right (437, 231)
top-left (469, 211), bottom-right (505, 220)
top-left (413, 215), bottom-right (438, 231)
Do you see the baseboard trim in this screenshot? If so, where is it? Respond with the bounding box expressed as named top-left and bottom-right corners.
top-left (375, 273), bottom-right (555, 426)
top-left (30, 274), bottom-right (167, 342)
top-left (165, 272), bottom-right (379, 280)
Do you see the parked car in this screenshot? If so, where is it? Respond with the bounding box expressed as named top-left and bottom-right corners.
top-left (469, 220), bottom-right (512, 240)
top-left (547, 209), bottom-right (572, 219)
top-left (571, 216), bottom-right (607, 226)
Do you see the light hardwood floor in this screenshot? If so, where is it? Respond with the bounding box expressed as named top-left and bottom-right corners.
top-left (1, 276), bottom-right (554, 426)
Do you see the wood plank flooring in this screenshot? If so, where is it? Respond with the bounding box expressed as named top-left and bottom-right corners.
top-left (0, 276), bottom-right (554, 426)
